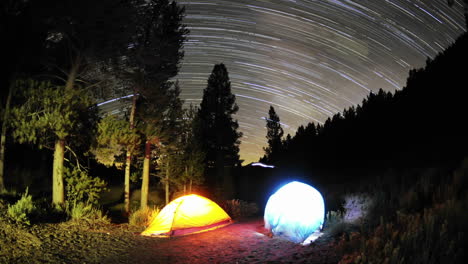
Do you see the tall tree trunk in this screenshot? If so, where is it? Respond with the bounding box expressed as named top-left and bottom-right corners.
top-left (140, 140), bottom-right (151, 209)
top-left (50, 58), bottom-right (80, 206)
top-left (0, 81), bottom-right (13, 191)
top-left (124, 147), bottom-right (131, 214)
top-left (165, 159), bottom-right (170, 205)
top-left (52, 139), bottom-right (65, 206)
top-left (65, 56), bottom-right (80, 91)
top-left (124, 91), bottom-right (137, 214)
top-left (189, 179), bottom-right (192, 193)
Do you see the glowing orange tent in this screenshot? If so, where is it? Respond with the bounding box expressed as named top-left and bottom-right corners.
top-left (141, 194), bottom-right (232, 237)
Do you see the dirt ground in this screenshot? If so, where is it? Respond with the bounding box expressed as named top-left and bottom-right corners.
top-left (107, 218), bottom-right (342, 264)
top-left (1, 218), bottom-right (342, 264)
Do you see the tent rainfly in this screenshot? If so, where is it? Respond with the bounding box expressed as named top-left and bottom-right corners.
top-left (141, 194), bottom-right (232, 237)
top-left (264, 181), bottom-right (325, 243)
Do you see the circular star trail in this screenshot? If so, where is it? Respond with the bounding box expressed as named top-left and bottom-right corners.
top-left (175, 0), bottom-right (465, 164)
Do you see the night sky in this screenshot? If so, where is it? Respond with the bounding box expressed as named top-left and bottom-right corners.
top-left (172, 0), bottom-right (465, 164)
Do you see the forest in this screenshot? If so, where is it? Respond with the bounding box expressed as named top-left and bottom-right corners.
top-left (256, 31), bottom-right (468, 263)
top-left (1, 0), bottom-right (468, 263)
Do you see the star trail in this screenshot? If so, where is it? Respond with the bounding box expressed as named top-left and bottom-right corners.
top-left (174, 0), bottom-right (465, 164)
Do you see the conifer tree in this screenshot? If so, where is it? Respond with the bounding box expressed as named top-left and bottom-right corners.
top-left (140, 81), bottom-right (184, 207)
top-left (263, 106), bottom-right (284, 164)
top-left (197, 63), bottom-right (242, 198)
top-left (119, 0), bottom-right (187, 211)
top-left (92, 115), bottom-right (140, 168)
top-left (0, 0), bottom-right (52, 190)
top-left (10, 79), bottom-right (97, 206)
top-left (2, 0), bottom-right (135, 205)
top-left (87, 0), bottom-right (187, 212)
top-left (180, 105), bottom-right (206, 194)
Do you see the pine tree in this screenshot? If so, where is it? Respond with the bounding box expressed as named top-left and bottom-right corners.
top-left (1, 0), bottom-right (131, 192)
top-left (1, 0), bottom-right (135, 205)
top-left (124, 0), bottom-right (187, 211)
top-left (197, 63), bottom-right (242, 198)
top-left (92, 115), bottom-right (140, 168)
top-left (10, 79), bottom-right (97, 206)
top-left (181, 105), bottom-right (206, 194)
top-left (91, 0), bottom-right (188, 212)
top-left (263, 106), bottom-right (284, 164)
top-left (140, 81), bottom-right (184, 207)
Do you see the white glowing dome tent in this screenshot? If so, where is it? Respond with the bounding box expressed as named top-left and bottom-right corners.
top-left (264, 181), bottom-right (325, 243)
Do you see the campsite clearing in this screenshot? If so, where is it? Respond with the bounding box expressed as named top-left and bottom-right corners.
top-left (1, 218), bottom-right (341, 263)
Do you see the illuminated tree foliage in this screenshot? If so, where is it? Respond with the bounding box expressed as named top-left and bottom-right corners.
top-left (139, 81), bottom-right (184, 207)
top-left (162, 104), bottom-right (206, 202)
top-left (10, 79), bottom-right (97, 206)
top-left (0, 0), bottom-right (52, 191)
top-left (197, 63), bottom-right (242, 198)
top-left (92, 115), bottom-right (140, 168)
top-left (181, 105), bottom-right (206, 193)
top-left (112, 0), bottom-right (188, 211)
top-left (0, 0), bottom-right (135, 202)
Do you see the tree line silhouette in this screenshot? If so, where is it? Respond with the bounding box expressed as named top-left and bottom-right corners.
top-left (262, 32), bottom-right (468, 186)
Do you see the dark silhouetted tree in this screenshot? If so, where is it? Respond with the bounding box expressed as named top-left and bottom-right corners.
top-left (197, 63), bottom-right (242, 198)
top-left (262, 106), bottom-right (284, 164)
top-left (269, 32), bottom-right (468, 184)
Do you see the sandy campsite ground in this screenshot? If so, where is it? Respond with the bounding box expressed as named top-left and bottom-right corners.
top-left (109, 218), bottom-right (341, 264)
top-left (1, 216), bottom-right (343, 263)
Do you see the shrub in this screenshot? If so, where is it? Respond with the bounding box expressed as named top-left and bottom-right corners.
top-left (339, 160), bottom-right (468, 264)
top-left (0, 188), bottom-right (17, 197)
top-left (7, 188), bottom-right (36, 226)
top-left (342, 194), bottom-right (374, 224)
top-left (64, 166), bottom-right (108, 206)
top-left (324, 210), bottom-right (347, 237)
top-left (129, 206), bottom-right (160, 227)
top-left (222, 199), bottom-right (258, 220)
top-left (340, 199), bottom-right (468, 264)
top-left (67, 202), bottom-right (110, 226)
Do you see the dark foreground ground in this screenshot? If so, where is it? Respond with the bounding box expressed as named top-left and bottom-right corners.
top-left (1, 218), bottom-right (341, 264)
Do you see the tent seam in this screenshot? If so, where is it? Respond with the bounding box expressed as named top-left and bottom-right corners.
top-left (169, 196), bottom-right (185, 236)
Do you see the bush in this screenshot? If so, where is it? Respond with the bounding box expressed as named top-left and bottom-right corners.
top-left (7, 188), bottom-right (36, 226)
top-left (222, 199), bottom-right (258, 220)
top-left (339, 159), bottom-right (468, 264)
top-left (324, 210), bottom-right (347, 237)
top-left (340, 198), bottom-right (468, 264)
top-left (342, 194), bottom-right (374, 224)
top-left (0, 188), bottom-right (17, 197)
top-left (129, 206), bottom-right (160, 227)
top-left (67, 202), bottom-right (110, 226)
top-left (64, 166), bottom-right (108, 206)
